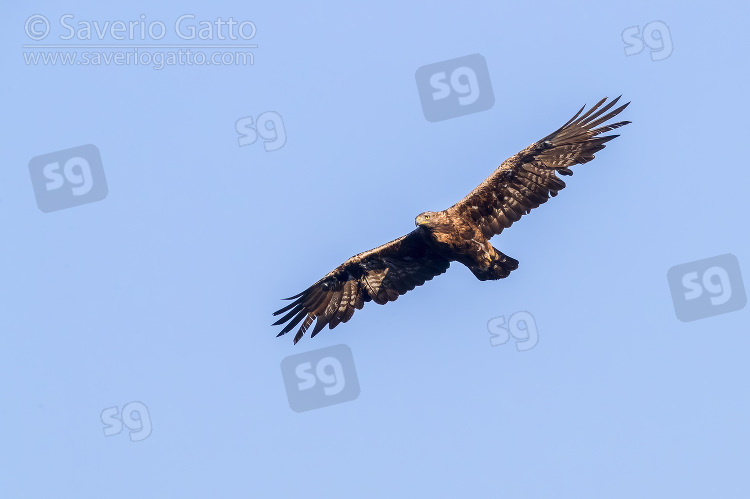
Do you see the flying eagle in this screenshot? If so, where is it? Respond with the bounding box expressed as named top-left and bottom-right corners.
top-left (274, 97), bottom-right (630, 343)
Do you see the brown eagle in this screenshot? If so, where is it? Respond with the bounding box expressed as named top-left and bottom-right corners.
top-left (274, 97), bottom-right (630, 343)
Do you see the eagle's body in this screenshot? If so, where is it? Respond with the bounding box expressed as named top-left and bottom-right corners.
top-left (416, 211), bottom-right (518, 281)
top-left (274, 97), bottom-right (630, 343)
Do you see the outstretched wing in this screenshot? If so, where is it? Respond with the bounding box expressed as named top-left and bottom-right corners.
top-left (447, 96), bottom-right (630, 239)
top-left (273, 228), bottom-right (451, 344)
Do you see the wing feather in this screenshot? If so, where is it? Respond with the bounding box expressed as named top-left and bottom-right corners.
top-left (273, 228), bottom-right (450, 343)
top-left (447, 96), bottom-right (630, 237)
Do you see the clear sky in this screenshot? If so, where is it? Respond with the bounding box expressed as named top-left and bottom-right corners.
top-left (3, 1), bottom-right (749, 498)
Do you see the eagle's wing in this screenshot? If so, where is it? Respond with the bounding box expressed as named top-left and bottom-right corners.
top-left (447, 96), bottom-right (630, 238)
top-left (273, 228), bottom-right (450, 344)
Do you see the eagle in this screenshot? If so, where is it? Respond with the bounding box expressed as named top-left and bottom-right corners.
top-left (274, 97), bottom-right (630, 344)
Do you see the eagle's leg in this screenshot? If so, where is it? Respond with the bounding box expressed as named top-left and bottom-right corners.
top-left (466, 244), bottom-right (519, 281)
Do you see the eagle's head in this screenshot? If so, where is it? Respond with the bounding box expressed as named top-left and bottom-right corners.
top-left (415, 211), bottom-right (447, 229)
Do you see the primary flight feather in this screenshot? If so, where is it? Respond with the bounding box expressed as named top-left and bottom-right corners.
top-left (274, 96), bottom-right (630, 344)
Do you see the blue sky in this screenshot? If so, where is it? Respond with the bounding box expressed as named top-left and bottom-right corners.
top-left (3, 1), bottom-right (749, 498)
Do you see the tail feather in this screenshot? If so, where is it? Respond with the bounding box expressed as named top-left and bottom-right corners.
top-left (469, 250), bottom-right (519, 281)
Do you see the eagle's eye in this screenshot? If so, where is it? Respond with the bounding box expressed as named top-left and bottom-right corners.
top-left (425, 214), bottom-right (430, 219)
